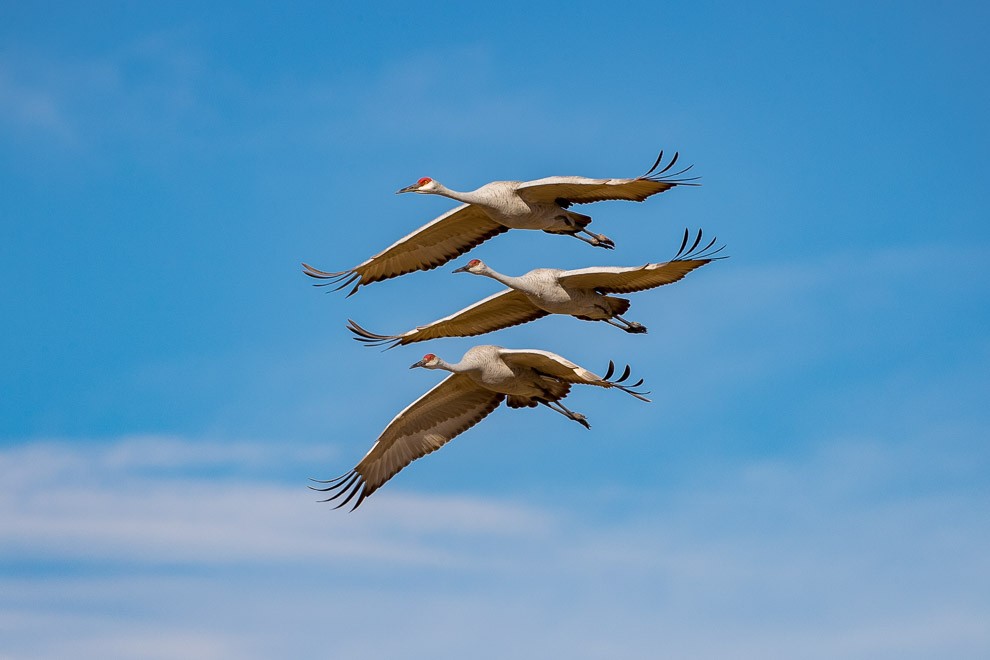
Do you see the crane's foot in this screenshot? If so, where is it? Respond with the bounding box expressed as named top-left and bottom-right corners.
top-left (542, 400), bottom-right (592, 429)
top-left (575, 228), bottom-right (615, 249)
top-left (570, 412), bottom-right (591, 429)
top-left (571, 234), bottom-right (614, 250)
top-left (613, 314), bottom-right (646, 334)
top-left (606, 317), bottom-right (647, 334)
top-left (593, 233), bottom-right (615, 248)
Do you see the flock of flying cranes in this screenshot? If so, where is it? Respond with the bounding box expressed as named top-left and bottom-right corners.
top-left (303, 150), bottom-right (724, 510)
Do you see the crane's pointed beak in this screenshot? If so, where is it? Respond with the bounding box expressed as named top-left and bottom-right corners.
top-left (451, 264), bottom-right (470, 274)
top-left (409, 358), bottom-right (428, 369)
top-left (396, 184), bottom-right (419, 194)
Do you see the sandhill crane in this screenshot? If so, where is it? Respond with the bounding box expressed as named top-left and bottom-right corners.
top-left (310, 345), bottom-right (649, 510)
top-left (302, 151), bottom-right (697, 296)
top-left (347, 228), bottom-right (724, 348)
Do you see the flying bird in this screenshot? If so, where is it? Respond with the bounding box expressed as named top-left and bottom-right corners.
top-left (311, 345), bottom-right (650, 510)
top-left (302, 151), bottom-right (697, 296)
top-left (347, 228), bottom-right (724, 348)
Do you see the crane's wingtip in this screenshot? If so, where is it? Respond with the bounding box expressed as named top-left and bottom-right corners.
top-left (671, 228), bottom-right (728, 262)
top-left (639, 150), bottom-right (700, 185)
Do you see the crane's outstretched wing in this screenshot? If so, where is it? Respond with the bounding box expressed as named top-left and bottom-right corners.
top-left (558, 229), bottom-right (725, 294)
top-left (498, 349), bottom-right (651, 401)
top-left (311, 374), bottom-right (505, 510)
top-left (348, 289), bottom-right (548, 349)
top-left (515, 151), bottom-right (698, 206)
top-left (302, 204), bottom-right (507, 296)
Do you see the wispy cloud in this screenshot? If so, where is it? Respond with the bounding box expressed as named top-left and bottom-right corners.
top-left (0, 31), bottom-right (217, 155)
top-left (0, 37), bottom-right (615, 169)
top-left (0, 436), bottom-right (551, 567)
top-left (1, 433), bottom-right (987, 659)
top-left (0, 63), bottom-right (75, 141)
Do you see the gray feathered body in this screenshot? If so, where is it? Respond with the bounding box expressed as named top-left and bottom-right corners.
top-left (452, 345), bottom-right (570, 404)
top-left (503, 268), bottom-right (626, 321)
top-left (466, 182), bottom-right (590, 232)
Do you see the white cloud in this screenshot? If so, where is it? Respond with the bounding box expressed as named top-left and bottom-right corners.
top-left (1, 434), bottom-right (987, 659)
top-left (0, 437), bottom-right (550, 568)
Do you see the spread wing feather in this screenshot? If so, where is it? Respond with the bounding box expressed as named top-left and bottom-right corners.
top-left (310, 374), bottom-right (504, 510)
top-left (302, 204), bottom-right (507, 296)
top-left (515, 151), bottom-right (698, 206)
top-left (558, 228), bottom-right (725, 293)
top-left (348, 290), bottom-right (549, 348)
top-left (497, 349), bottom-right (650, 401)
top-left (498, 349), bottom-right (600, 383)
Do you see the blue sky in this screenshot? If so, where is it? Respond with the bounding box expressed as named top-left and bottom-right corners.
top-left (2, 1), bottom-right (989, 658)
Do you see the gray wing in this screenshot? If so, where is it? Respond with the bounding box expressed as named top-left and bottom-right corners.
top-left (515, 151), bottom-right (697, 206)
top-left (311, 374), bottom-right (505, 510)
top-left (558, 228), bottom-right (724, 293)
top-left (302, 204), bottom-right (507, 296)
top-left (348, 289), bottom-right (549, 349)
top-left (498, 349), bottom-right (650, 401)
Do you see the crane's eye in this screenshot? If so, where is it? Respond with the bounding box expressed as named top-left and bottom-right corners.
top-left (417, 177), bottom-right (432, 187)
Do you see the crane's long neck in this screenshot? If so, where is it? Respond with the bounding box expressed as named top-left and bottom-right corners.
top-left (435, 358), bottom-right (471, 374)
top-left (478, 267), bottom-right (526, 291)
top-left (434, 184), bottom-right (485, 205)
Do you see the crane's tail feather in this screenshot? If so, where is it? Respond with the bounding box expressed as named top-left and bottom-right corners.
top-left (346, 319), bottom-right (404, 350)
top-left (670, 228), bottom-right (728, 262)
top-left (639, 150), bottom-right (701, 186)
top-left (308, 470), bottom-right (370, 511)
top-left (302, 263), bottom-right (363, 297)
top-left (600, 360), bottom-right (651, 402)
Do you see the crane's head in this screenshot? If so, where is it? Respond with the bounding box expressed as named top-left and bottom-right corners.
top-left (409, 353), bottom-right (441, 370)
top-left (452, 258), bottom-right (485, 274)
top-left (396, 177), bottom-right (440, 195)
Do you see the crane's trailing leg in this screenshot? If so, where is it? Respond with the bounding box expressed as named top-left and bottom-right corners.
top-left (604, 317), bottom-right (648, 334)
top-left (567, 231), bottom-right (615, 250)
top-left (604, 319), bottom-right (630, 332)
top-left (614, 314), bottom-right (647, 334)
top-left (597, 300), bottom-right (646, 333)
top-left (540, 400), bottom-right (591, 429)
top-left (579, 228), bottom-right (615, 248)
top-left (557, 214), bottom-right (615, 249)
